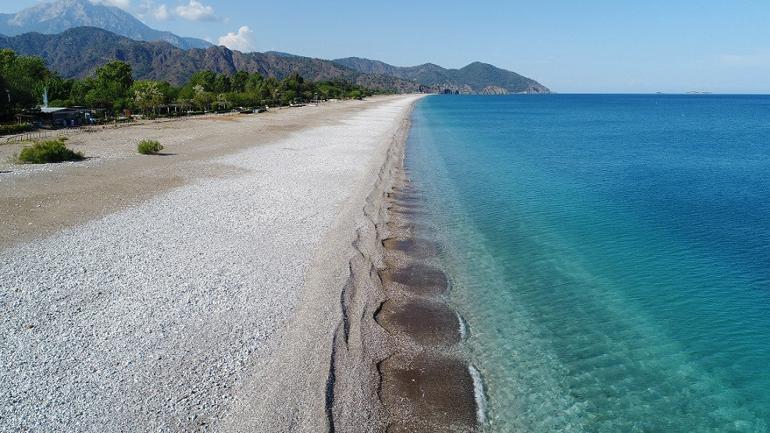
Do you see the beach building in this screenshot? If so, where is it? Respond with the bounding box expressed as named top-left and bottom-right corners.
top-left (17, 107), bottom-right (94, 129)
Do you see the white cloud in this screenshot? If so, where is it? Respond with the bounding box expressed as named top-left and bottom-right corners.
top-left (217, 26), bottom-right (255, 52)
top-left (91, 0), bottom-right (228, 25)
top-left (90, 0), bottom-right (132, 9)
top-left (133, 1), bottom-right (170, 21)
top-left (153, 4), bottom-right (170, 20)
top-left (175, 0), bottom-right (216, 21)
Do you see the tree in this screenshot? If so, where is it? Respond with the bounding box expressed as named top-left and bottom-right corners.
top-left (45, 76), bottom-right (74, 106)
top-left (264, 77), bottom-right (281, 104)
top-left (215, 93), bottom-right (230, 111)
top-left (0, 49), bottom-right (52, 117)
top-left (84, 61), bottom-right (134, 111)
top-left (192, 84), bottom-right (213, 110)
top-left (0, 74), bottom-right (10, 120)
top-left (231, 71), bottom-right (250, 93)
top-left (85, 80), bottom-right (125, 111)
top-left (279, 73), bottom-right (309, 104)
top-left (70, 79), bottom-right (93, 106)
top-left (245, 72), bottom-right (264, 93)
top-left (156, 81), bottom-right (179, 102)
top-left (132, 81), bottom-right (165, 114)
top-left (0, 49), bottom-right (384, 121)
top-left (189, 71), bottom-right (216, 91)
top-left (213, 74), bottom-right (231, 94)
top-left (95, 61), bottom-right (134, 92)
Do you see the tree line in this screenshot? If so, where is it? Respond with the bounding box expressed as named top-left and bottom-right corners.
top-left (0, 49), bottom-right (380, 122)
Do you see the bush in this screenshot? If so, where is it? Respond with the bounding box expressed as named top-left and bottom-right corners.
top-left (0, 123), bottom-right (33, 136)
top-left (137, 139), bottom-right (164, 155)
top-left (17, 139), bottom-right (84, 164)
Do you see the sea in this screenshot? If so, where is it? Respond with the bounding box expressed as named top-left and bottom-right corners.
top-left (405, 94), bottom-right (770, 432)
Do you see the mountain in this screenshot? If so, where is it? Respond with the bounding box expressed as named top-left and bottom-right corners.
top-left (0, 26), bottom-right (550, 94)
top-left (0, 0), bottom-right (211, 50)
top-left (334, 57), bottom-right (549, 94)
top-left (0, 27), bottom-right (420, 92)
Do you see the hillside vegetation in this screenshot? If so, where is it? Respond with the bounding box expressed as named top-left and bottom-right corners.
top-left (0, 48), bottom-right (381, 121)
top-left (0, 28), bottom-right (420, 93)
top-left (333, 58), bottom-right (550, 94)
top-left (0, 27), bottom-right (549, 95)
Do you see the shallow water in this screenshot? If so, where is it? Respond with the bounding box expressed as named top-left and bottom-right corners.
top-left (406, 94), bottom-right (770, 432)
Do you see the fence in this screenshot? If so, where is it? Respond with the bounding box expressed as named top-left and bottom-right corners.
top-left (3, 130), bottom-right (55, 144)
top-left (2, 111), bottom-right (242, 144)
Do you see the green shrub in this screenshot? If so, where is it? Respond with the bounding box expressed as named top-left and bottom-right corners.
top-left (17, 139), bottom-right (84, 164)
top-left (137, 139), bottom-right (164, 155)
top-left (0, 123), bottom-right (33, 136)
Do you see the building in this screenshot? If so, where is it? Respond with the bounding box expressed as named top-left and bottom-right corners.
top-left (17, 107), bottom-right (94, 129)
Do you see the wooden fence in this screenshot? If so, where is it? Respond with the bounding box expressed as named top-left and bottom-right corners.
top-left (3, 130), bottom-right (55, 144)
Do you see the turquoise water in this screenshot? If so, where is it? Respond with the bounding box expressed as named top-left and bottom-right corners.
top-left (406, 95), bottom-right (770, 432)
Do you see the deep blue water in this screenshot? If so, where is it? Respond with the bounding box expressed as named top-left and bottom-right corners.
top-left (406, 94), bottom-right (770, 432)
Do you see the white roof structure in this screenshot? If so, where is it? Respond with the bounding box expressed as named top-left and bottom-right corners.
top-left (40, 107), bottom-right (72, 114)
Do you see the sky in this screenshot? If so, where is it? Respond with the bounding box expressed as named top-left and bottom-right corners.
top-left (4, 0), bottom-right (770, 93)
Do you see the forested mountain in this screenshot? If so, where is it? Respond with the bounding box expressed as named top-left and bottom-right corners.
top-left (0, 28), bottom-right (420, 92)
top-left (0, 26), bottom-right (550, 94)
top-left (334, 57), bottom-right (550, 94)
top-left (0, 0), bottom-right (211, 49)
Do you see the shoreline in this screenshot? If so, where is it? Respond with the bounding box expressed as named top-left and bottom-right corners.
top-left (0, 92), bottom-right (483, 432)
top-left (0, 95), bottom-right (429, 432)
top-left (331, 95), bottom-right (484, 432)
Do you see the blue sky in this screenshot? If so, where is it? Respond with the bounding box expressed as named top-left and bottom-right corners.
top-left (4, 0), bottom-right (770, 93)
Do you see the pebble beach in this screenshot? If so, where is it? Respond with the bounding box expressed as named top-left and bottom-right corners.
top-left (0, 95), bottom-right (426, 432)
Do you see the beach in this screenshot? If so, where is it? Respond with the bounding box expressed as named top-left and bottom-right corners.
top-left (0, 94), bottom-right (444, 432)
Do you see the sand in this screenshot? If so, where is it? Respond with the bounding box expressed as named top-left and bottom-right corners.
top-left (0, 95), bottom-right (425, 432)
top-left (0, 101), bottom-right (412, 250)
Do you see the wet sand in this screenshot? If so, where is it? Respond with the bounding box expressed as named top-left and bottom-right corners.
top-left (376, 299), bottom-right (462, 346)
top-left (380, 264), bottom-right (449, 296)
top-left (382, 237), bottom-right (440, 259)
top-left (376, 178), bottom-right (480, 432)
top-left (380, 353), bottom-right (477, 432)
top-left (330, 123), bottom-right (481, 432)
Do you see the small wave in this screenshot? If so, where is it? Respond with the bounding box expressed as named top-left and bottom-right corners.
top-left (469, 364), bottom-right (487, 426)
top-left (457, 311), bottom-right (468, 340)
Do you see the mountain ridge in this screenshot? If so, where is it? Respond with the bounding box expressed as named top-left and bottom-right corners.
top-left (0, 0), bottom-right (211, 50)
top-left (0, 27), bottom-right (550, 94)
top-left (333, 57), bottom-right (549, 94)
top-left (0, 27), bottom-right (420, 92)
